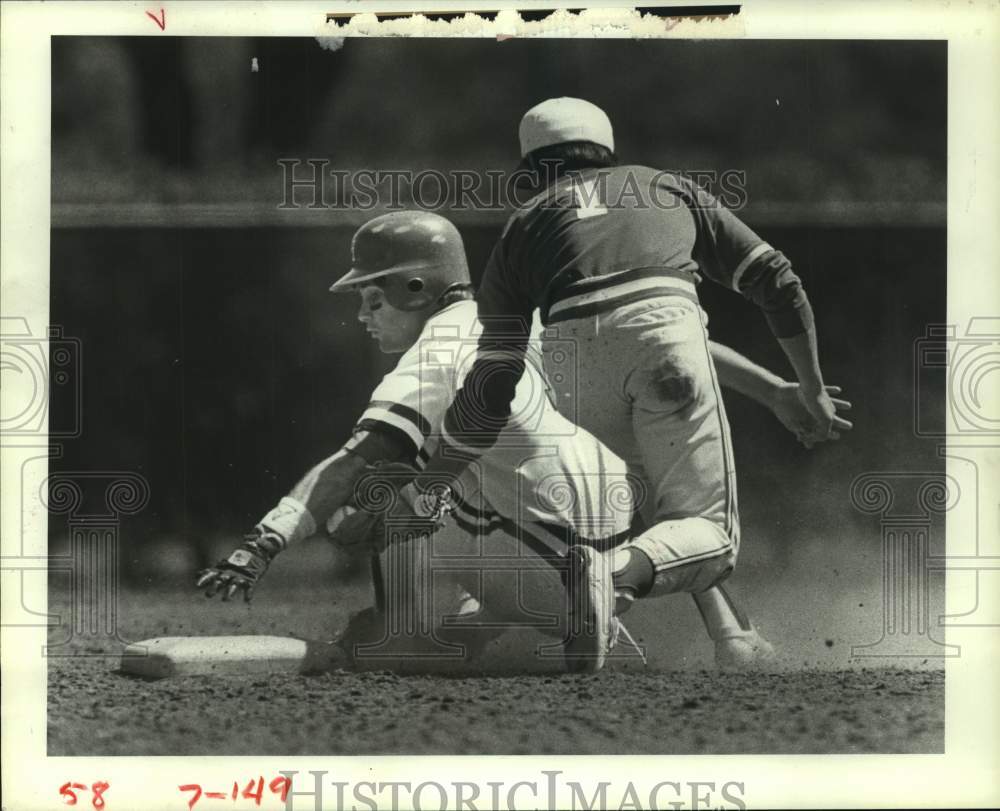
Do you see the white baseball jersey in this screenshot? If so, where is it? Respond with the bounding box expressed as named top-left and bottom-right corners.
top-left (351, 300), bottom-right (632, 552)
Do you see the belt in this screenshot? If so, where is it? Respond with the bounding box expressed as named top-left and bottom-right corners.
top-left (545, 267), bottom-right (699, 324)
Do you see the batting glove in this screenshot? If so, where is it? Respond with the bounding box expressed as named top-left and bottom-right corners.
top-left (196, 529), bottom-right (284, 602)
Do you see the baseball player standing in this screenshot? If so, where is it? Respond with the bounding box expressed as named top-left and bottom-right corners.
top-left (420, 98), bottom-right (846, 672)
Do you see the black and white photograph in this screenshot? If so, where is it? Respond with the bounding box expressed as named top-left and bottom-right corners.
top-left (2, 3), bottom-right (999, 809)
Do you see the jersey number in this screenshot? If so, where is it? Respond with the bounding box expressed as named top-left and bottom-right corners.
top-left (572, 178), bottom-right (608, 219)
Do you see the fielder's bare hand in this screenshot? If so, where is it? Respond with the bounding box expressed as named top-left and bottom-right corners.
top-left (196, 529), bottom-right (284, 602)
top-left (771, 383), bottom-right (853, 448)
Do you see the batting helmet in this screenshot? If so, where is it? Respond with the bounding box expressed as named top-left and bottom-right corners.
top-left (329, 211), bottom-right (471, 312)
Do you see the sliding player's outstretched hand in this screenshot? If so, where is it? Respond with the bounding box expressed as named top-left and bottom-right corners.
top-left (770, 383), bottom-right (853, 449)
top-left (196, 529), bottom-right (284, 602)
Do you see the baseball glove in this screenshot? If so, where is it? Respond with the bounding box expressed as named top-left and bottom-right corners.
top-left (327, 462), bottom-right (454, 557)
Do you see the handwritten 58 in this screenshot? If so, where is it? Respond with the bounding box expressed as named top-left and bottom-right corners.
top-left (60, 781), bottom-right (110, 809)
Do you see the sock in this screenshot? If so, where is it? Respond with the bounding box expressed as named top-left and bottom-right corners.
top-left (611, 547), bottom-right (656, 600)
top-left (692, 585), bottom-right (752, 642)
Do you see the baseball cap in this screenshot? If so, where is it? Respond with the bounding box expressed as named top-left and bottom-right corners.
top-left (518, 97), bottom-right (615, 157)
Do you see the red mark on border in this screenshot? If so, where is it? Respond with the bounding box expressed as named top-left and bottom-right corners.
top-left (146, 9), bottom-right (166, 30)
top-left (59, 782), bottom-right (87, 806)
top-left (59, 782), bottom-right (109, 809)
top-left (268, 777), bottom-right (291, 803)
top-left (242, 778), bottom-right (264, 805)
top-left (179, 784), bottom-right (201, 810)
top-left (178, 777), bottom-right (292, 809)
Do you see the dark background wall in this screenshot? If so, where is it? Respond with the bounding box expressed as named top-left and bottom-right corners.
top-left (51, 37), bottom-right (945, 211)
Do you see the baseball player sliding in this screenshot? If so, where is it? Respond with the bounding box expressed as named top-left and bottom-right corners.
top-left (196, 208), bottom-right (850, 672)
top-left (418, 97), bottom-right (850, 672)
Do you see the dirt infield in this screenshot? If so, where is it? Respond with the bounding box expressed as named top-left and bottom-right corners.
top-left (46, 577), bottom-right (943, 756)
top-left (50, 657), bottom-right (942, 756)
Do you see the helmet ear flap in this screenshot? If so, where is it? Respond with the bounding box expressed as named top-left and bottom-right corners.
top-left (400, 277), bottom-right (433, 311)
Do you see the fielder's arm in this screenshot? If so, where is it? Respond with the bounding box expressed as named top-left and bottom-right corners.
top-left (729, 250), bottom-right (837, 437)
top-left (709, 341), bottom-right (853, 447)
top-left (682, 178), bottom-right (837, 438)
top-left (422, 241), bottom-right (535, 489)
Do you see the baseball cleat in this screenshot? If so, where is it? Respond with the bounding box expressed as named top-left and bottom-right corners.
top-left (715, 626), bottom-right (777, 671)
top-left (564, 544), bottom-right (616, 673)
